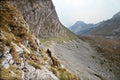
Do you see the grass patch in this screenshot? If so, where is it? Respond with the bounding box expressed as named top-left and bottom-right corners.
top-left (23, 52), bottom-right (42, 69)
top-left (27, 60), bottom-right (41, 69)
top-left (40, 49), bottom-right (79, 80)
top-left (10, 46), bottom-right (21, 65)
top-left (0, 44), bottom-right (6, 53)
top-left (39, 49), bottom-right (49, 61)
top-left (0, 66), bottom-right (21, 80)
top-left (50, 66), bottom-right (78, 80)
top-left (48, 55), bottom-right (78, 80)
top-left (0, 1), bottom-right (29, 43)
top-left (39, 36), bottom-right (71, 44)
top-left (51, 56), bottom-right (60, 67)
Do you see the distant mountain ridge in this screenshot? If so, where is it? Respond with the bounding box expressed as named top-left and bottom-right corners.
top-left (69, 21), bottom-right (95, 35)
top-left (69, 11), bottom-right (120, 39)
top-left (0, 1), bottom-right (120, 80)
top-left (112, 11), bottom-right (120, 18)
top-left (90, 11), bottom-right (120, 39)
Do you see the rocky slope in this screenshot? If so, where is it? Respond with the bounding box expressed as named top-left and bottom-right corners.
top-left (10, 0), bottom-right (66, 38)
top-left (0, 1), bottom-right (78, 80)
top-left (1, 0), bottom-right (119, 80)
top-left (45, 38), bottom-right (120, 80)
top-left (90, 12), bottom-right (120, 39)
top-left (79, 36), bottom-right (120, 77)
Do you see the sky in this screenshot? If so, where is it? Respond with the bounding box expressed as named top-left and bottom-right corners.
top-left (52, 0), bottom-right (120, 27)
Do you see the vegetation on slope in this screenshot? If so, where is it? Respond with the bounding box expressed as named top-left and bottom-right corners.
top-left (0, 1), bottom-right (79, 80)
top-left (0, 65), bottom-right (21, 80)
top-left (40, 49), bottom-right (79, 80)
top-left (0, 1), bottom-right (40, 79)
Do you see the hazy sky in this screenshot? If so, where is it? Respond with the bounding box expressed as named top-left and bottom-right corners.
top-left (52, 0), bottom-right (120, 27)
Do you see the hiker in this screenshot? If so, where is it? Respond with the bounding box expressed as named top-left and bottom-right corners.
top-left (46, 49), bottom-right (60, 67)
top-left (46, 49), bottom-right (55, 66)
top-left (46, 48), bottom-right (52, 58)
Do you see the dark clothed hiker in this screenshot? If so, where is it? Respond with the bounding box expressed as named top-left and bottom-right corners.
top-left (46, 49), bottom-right (52, 58)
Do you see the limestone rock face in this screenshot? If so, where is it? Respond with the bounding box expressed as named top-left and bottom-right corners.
top-left (0, 1), bottom-right (58, 80)
top-left (10, 0), bottom-right (66, 38)
top-left (0, 1), bottom-right (78, 80)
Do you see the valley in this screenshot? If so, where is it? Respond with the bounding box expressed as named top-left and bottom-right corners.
top-left (0, 0), bottom-right (120, 80)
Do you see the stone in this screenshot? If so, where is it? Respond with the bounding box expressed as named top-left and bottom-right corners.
top-left (2, 49), bottom-right (13, 69)
top-left (10, 0), bottom-right (66, 38)
top-left (11, 42), bottom-right (23, 55)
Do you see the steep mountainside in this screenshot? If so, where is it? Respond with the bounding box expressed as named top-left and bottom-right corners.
top-left (113, 12), bottom-right (120, 18)
top-left (1, 0), bottom-right (120, 80)
top-left (90, 12), bottom-right (120, 39)
top-left (10, 0), bottom-right (66, 38)
top-left (0, 1), bottom-right (78, 80)
top-left (69, 21), bottom-right (95, 35)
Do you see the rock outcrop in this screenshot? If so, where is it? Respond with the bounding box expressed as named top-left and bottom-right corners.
top-left (10, 0), bottom-right (66, 38)
top-left (0, 1), bottom-right (78, 80)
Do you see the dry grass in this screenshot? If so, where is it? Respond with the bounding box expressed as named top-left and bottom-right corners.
top-left (39, 49), bottom-right (79, 80)
top-left (10, 46), bottom-right (21, 65)
top-left (0, 44), bottom-right (6, 53)
top-left (0, 0), bottom-right (43, 70)
top-left (51, 56), bottom-right (60, 67)
top-left (0, 66), bottom-right (21, 80)
top-left (27, 60), bottom-right (41, 69)
top-left (0, 1), bottom-right (29, 43)
top-left (40, 49), bottom-right (79, 80)
top-left (0, 1), bottom-right (79, 80)
top-left (39, 49), bottom-right (49, 61)
top-left (48, 54), bottom-right (78, 80)
top-left (23, 52), bottom-right (42, 69)
top-left (28, 37), bottom-right (37, 51)
top-left (50, 66), bottom-right (78, 80)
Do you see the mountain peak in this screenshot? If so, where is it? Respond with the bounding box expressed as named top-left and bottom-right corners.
top-left (112, 11), bottom-right (120, 18)
top-left (74, 21), bottom-right (86, 26)
top-left (69, 20), bottom-right (95, 35)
